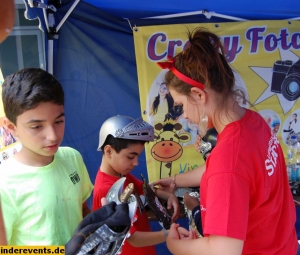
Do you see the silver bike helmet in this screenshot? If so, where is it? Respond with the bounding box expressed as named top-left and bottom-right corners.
top-left (97, 115), bottom-right (154, 151)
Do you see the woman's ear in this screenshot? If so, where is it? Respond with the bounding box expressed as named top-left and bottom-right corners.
top-left (191, 87), bottom-right (206, 103)
top-left (3, 117), bottom-right (18, 137)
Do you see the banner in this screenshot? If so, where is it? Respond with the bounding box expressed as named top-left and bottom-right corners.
top-left (133, 20), bottom-right (300, 183)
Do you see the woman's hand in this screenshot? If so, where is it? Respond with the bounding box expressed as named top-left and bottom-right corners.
top-left (152, 176), bottom-right (175, 193)
top-left (177, 226), bottom-right (197, 240)
top-left (167, 223), bottom-right (180, 241)
top-left (167, 223), bottom-right (197, 241)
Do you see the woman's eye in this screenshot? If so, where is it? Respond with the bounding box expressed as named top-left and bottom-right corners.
top-left (56, 120), bottom-right (64, 124)
top-left (31, 125), bottom-right (41, 129)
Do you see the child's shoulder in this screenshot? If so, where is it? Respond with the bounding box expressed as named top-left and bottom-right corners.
top-left (54, 147), bottom-right (85, 166)
top-left (0, 157), bottom-right (29, 180)
top-left (0, 156), bottom-right (18, 172)
top-left (56, 146), bottom-right (82, 158)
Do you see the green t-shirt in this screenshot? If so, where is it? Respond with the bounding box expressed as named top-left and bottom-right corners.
top-left (0, 147), bottom-right (93, 245)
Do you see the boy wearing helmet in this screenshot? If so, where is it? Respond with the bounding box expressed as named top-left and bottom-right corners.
top-left (92, 115), bottom-right (181, 255)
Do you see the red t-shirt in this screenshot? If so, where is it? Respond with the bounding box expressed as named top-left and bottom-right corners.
top-left (92, 170), bottom-right (156, 255)
top-left (201, 109), bottom-right (298, 254)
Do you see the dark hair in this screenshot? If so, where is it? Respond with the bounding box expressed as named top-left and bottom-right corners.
top-left (164, 104), bottom-right (183, 121)
top-left (2, 68), bottom-right (64, 124)
top-left (152, 92), bottom-right (174, 115)
top-left (165, 27), bottom-right (235, 108)
top-left (101, 135), bottom-right (146, 153)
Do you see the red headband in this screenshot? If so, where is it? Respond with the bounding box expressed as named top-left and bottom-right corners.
top-left (157, 56), bottom-right (205, 90)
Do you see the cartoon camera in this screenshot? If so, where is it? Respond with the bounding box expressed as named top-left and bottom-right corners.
top-left (271, 59), bottom-right (300, 101)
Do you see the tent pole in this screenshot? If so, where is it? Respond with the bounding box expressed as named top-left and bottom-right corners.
top-left (47, 11), bottom-right (56, 74)
top-left (48, 39), bottom-right (53, 74)
top-left (44, 0), bottom-right (80, 73)
top-left (142, 10), bottom-right (248, 21)
top-left (56, 0), bottom-right (81, 32)
top-left (41, 0), bottom-right (50, 33)
top-left (49, 0), bottom-right (80, 73)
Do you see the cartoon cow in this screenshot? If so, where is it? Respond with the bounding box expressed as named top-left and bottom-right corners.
top-left (151, 121), bottom-right (191, 179)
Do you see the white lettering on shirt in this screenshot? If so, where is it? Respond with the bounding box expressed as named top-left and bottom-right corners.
top-left (200, 204), bottom-right (206, 211)
top-left (265, 134), bottom-right (280, 176)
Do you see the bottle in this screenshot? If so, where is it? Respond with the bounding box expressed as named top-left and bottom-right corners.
top-left (294, 137), bottom-right (300, 181)
top-left (286, 136), bottom-right (294, 182)
top-left (287, 157), bottom-right (292, 182)
top-left (290, 135), bottom-right (299, 182)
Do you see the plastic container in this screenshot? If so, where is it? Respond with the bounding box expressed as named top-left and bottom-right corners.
top-left (290, 135), bottom-right (300, 182)
top-left (286, 136), bottom-right (295, 181)
top-left (294, 137), bottom-right (300, 181)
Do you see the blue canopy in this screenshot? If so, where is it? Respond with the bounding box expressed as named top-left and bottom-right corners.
top-left (82, 0), bottom-right (300, 20)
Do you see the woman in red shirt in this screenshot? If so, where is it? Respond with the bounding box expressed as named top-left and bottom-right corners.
top-left (154, 27), bottom-right (298, 255)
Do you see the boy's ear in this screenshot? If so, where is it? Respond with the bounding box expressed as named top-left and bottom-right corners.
top-left (103, 145), bottom-right (113, 157)
top-left (3, 117), bottom-right (18, 137)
